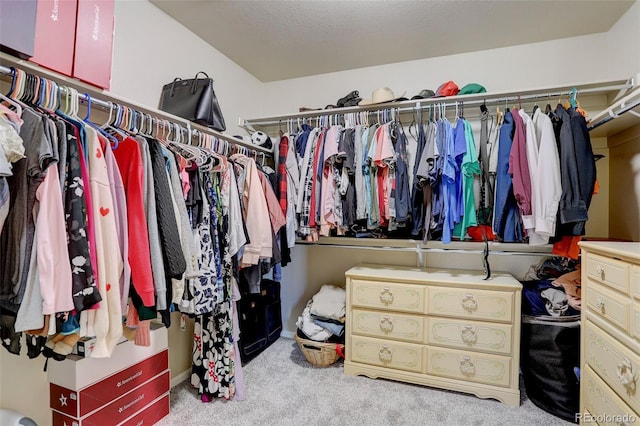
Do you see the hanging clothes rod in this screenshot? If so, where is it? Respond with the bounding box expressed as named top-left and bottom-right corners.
top-left (587, 85), bottom-right (640, 131)
top-left (241, 79), bottom-right (635, 127)
top-left (0, 59), bottom-right (273, 156)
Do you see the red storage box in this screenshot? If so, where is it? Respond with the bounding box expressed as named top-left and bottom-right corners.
top-left (31, 0), bottom-right (78, 76)
top-left (120, 393), bottom-right (170, 426)
top-left (72, 0), bottom-right (114, 89)
top-left (51, 371), bottom-right (170, 426)
top-left (48, 323), bottom-right (169, 426)
top-left (49, 350), bottom-right (168, 418)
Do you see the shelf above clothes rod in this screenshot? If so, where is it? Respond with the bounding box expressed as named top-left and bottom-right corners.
top-left (0, 52), bottom-right (273, 156)
top-left (240, 78), bottom-right (635, 128)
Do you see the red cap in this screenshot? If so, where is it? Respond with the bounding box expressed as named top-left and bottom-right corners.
top-left (435, 81), bottom-right (459, 97)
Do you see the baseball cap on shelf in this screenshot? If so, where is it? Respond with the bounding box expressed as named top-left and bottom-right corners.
top-left (411, 89), bottom-right (436, 100)
top-left (435, 81), bottom-right (459, 97)
top-left (458, 83), bottom-right (487, 95)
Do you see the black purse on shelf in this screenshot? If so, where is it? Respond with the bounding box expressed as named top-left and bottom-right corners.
top-left (158, 71), bottom-right (226, 132)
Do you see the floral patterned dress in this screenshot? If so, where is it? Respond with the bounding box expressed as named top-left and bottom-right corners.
top-left (191, 170), bottom-right (236, 401)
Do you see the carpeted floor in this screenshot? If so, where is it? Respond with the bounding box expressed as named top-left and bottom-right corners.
top-left (157, 337), bottom-right (574, 426)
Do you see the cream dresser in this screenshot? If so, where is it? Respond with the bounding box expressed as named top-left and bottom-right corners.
top-left (579, 242), bottom-right (640, 425)
top-left (344, 264), bottom-right (522, 407)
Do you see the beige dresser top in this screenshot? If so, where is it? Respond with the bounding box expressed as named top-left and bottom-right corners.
top-left (579, 241), bottom-right (640, 263)
top-left (345, 264), bottom-right (521, 290)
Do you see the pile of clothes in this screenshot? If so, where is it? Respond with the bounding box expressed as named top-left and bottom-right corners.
top-left (296, 285), bottom-right (345, 344)
top-left (522, 256), bottom-right (581, 317)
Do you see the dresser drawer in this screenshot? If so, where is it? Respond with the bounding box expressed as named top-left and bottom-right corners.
top-left (582, 366), bottom-right (640, 426)
top-left (351, 309), bottom-right (424, 343)
top-left (427, 287), bottom-right (514, 323)
top-left (350, 335), bottom-right (424, 373)
top-left (426, 318), bottom-right (512, 355)
top-left (586, 281), bottom-right (630, 332)
top-left (426, 347), bottom-right (511, 388)
top-left (586, 253), bottom-right (630, 294)
top-left (351, 279), bottom-right (425, 314)
top-left (632, 306), bottom-right (640, 342)
top-left (632, 266), bottom-right (640, 300)
top-left (584, 321), bottom-right (640, 412)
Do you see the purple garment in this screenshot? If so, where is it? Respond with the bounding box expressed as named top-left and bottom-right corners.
top-left (509, 108), bottom-right (532, 219)
top-left (441, 120), bottom-right (457, 243)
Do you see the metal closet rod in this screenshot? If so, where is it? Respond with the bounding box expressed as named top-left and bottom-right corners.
top-left (587, 87), bottom-right (640, 130)
top-left (241, 81), bottom-right (635, 127)
top-left (0, 63), bottom-right (273, 156)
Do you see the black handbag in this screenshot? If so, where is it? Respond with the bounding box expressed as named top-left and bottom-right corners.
top-left (158, 71), bottom-right (226, 132)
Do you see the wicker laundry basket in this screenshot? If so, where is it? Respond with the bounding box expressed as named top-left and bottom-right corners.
top-left (294, 332), bottom-right (344, 368)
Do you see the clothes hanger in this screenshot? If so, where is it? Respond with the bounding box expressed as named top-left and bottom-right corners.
top-left (0, 69), bottom-right (23, 118)
top-left (6, 68), bottom-right (29, 113)
top-left (170, 123), bottom-right (207, 166)
top-left (146, 114), bottom-right (154, 138)
top-left (83, 93), bottom-right (120, 149)
top-left (48, 81), bottom-right (60, 111)
top-left (569, 87), bottom-right (578, 109)
top-left (18, 72), bottom-right (32, 105)
top-left (137, 111), bottom-right (151, 137)
top-left (36, 77), bottom-right (54, 113)
top-left (480, 99), bottom-right (488, 114)
top-left (101, 102), bottom-right (128, 143)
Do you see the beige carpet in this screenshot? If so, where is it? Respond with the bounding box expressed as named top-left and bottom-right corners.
top-left (157, 337), bottom-right (573, 426)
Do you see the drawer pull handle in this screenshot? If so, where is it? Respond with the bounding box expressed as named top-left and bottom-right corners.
top-left (380, 288), bottom-right (394, 305)
top-left (595, 299), bottom-right (605, 311)
top-left (595, 265), bottom-right (605, 279)
top-left (379, 317), bottom-right (394, 333)
top-left (617, 357), bottom-right (637, 391)
top-left (461, 325), bottom-right (477, 344)
top-left (459, 356), bottom-right (475, 375)
top-left (379, 345), bottom-right (392, 363)
top-left (461, 294), bottom-right (478, 312)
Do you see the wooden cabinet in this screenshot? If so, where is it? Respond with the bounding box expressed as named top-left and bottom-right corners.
top-left (344, 264), bottom-right (522, 407)
top-left (579, 242), bottom-right (640, 425)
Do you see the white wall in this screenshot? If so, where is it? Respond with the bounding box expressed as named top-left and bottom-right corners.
top-left (110, 0), bottom-right (263, 137)
top-left (260, 0), bottom-right (639, 116)
top-left (606, 0), bottom-right (640, 77)
top-left (260, 33), bottom-right (617, 116)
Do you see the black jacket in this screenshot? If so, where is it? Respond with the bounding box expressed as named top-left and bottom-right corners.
top-left (556, 105), bottom-right (596, 236)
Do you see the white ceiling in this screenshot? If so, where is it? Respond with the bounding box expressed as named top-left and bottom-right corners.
top-left (151, 0), bottom-right (635, 82)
